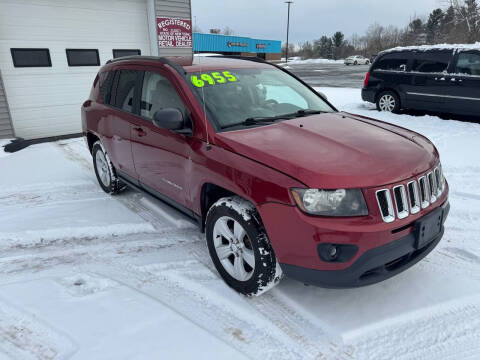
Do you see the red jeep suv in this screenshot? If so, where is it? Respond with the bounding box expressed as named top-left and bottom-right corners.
top-left (82, 55), bottom-right (449, 296)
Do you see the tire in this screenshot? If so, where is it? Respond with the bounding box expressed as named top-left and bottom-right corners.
top-left (376, 91), bottom-right (401, 113)
top-left (92, 141), bottom-right (125, 195)
top-left (206, 196), bottom-right (283, 296)
top-left (354, 61), bottom-right (358, 65)
top-left (366, 60), bottom-right (370, 65)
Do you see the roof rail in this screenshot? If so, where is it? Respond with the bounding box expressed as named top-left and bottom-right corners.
top-left (105, 55), bottom-right (187, 76)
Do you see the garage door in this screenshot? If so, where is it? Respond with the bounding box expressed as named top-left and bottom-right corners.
top-left (0, 71), bottom-right (14, 138)
top-left (0, 0), bottom-right (152, 140)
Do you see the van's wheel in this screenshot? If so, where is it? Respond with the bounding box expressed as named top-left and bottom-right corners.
top-left (92, 141), bottom-right (125, 195)
top-left (376, 91), bottom-right (400, 113)
top-left (206, 197), bottom-right (283, 296)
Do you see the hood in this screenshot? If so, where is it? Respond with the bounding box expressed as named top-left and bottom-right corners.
top-left (215, 112), bottom-right (438, 189)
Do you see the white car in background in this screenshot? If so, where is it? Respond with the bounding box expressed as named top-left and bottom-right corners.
top-left (344, 55), bottom-right (370, 65)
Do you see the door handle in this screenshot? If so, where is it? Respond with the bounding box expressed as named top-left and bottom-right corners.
top-left (133, 127), bottom-right (147, 137)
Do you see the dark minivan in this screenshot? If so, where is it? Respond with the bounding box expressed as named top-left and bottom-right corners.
top-left (362, 45), bottom-right (480, 116)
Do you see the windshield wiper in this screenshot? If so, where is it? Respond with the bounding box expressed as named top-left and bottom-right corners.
top-left (221, 110), bottom-right (327, 130)
top-left (221, 115), bottom-right (294, 129)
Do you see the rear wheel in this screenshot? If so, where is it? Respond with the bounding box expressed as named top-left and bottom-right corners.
top-left (206, 196), bottom-right (283, 296)
top-left (376, 91), bottom-right (401, 113)
top-left (92, 141), bottom-right (125, 194)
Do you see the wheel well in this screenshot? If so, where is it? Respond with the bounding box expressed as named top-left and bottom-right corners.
top-left (86, 132), bottom-right (99, 154)
top-left (200, 183), bottom-right (237, 232)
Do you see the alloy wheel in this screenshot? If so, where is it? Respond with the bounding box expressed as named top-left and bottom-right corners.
top-left (213, 216), bottom-right (255, 281)
top-left (379, 94), bottom-right (396, 112)
top-left (95, 150), bottom-right (111, 187)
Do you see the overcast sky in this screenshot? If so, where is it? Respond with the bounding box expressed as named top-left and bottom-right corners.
top-left (192, 0), bottom-right (442, 44)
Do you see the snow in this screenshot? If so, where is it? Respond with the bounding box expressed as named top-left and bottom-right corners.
top-left (382, 42), bottom-right (480, 53)
top-left (0, 92), bottom-right (479, 359)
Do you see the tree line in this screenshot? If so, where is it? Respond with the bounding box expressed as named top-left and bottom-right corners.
top-left (285, 0), bottom-right (480, 60)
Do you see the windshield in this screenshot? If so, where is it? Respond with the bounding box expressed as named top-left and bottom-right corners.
top-left (187, 67), bottom-right (335, 130)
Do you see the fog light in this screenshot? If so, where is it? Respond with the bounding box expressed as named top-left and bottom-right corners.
top-left (318, 243), bottom-right (358, 263)
top-left (328, 245), bottom-right (338, 260)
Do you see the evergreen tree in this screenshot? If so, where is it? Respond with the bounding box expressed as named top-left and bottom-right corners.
top-left (426, 9), bottom-right (444, 44)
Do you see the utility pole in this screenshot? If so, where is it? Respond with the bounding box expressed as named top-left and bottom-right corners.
top-left (285, 1), bottom-right (293, 63)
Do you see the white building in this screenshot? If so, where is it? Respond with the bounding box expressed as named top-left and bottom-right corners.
top-left (0, 0), bottom-right (192, 140)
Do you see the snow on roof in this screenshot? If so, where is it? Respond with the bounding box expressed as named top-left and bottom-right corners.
top-left (381, 43), bottom-right (480, 54)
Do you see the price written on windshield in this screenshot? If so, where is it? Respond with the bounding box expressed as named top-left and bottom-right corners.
top-left (190, 71), bottom-right (238, 88)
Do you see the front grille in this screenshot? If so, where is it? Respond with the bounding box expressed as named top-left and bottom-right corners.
top-left (376, 166), bottom-right (445, 223)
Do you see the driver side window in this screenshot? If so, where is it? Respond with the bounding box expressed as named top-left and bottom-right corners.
top-left (140, 71), bottom-right (186, 120)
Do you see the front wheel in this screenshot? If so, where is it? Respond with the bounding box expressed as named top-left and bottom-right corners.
top-left (376, 91), bottom-right (401, 113)
top-left (206, 197), bottom-right (283, 296)
top-left (354, 61), bottom-right (358, 65)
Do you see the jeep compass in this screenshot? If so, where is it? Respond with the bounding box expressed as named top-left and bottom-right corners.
top-left (82, 55), bottom-right (449, 296)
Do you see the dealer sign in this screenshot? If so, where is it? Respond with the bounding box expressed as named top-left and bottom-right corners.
top-left (156, 17), bottom-right (192, 48)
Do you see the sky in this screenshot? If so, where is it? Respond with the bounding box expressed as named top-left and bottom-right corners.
top-left (191, 0), bottom-right (442, 44)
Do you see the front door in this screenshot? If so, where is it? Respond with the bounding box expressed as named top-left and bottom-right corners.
top-left (447, 51), bottom-right (480, 116)
top-left (131, 70), bottom-right (192, 208)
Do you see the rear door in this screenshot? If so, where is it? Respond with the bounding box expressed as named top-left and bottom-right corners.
top-left (404, 50), bottom-right (454, 112)
top-left (448, 50), bottom-right (480, 115)
top-left (100, 69), bottom-right (140, 179)
top-left (130, 69), bottom-right (193, 208)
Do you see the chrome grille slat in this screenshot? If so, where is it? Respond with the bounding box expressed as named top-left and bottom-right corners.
top-left (376, 189), bottom-right (395, 223)
top-left (418, 176), bottom-right (430, 209)
top-left (393, 185), bottom-right (409, 219)
top-left (407, 180), bottom-right (420, 214)
top-left (428, 172), bottom-right (437, 203)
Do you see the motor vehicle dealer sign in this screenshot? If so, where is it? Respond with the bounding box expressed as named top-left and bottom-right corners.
top-left (156, 17), bottom-right (192, 48)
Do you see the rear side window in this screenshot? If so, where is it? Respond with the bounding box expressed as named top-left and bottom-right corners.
top-left (99, 71), bottom-right (115, 104)
top-left (411, 50), bottom-right (452, 73)
top-left (112, 70), bottom-right (138, 113)
top-left (374, 52), bottom-right (410, 72)
top-left (456, 51), bottom-right (480, 76)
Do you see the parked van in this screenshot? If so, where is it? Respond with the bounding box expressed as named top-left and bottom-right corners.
top-left (362, 45), bottom-right (480, 116)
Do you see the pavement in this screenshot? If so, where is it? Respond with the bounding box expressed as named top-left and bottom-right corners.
top-left (283, 63), bottom-right (369, 88)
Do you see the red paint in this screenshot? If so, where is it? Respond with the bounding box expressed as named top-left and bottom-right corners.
top-left (82, 57), bottom-right (448, 277)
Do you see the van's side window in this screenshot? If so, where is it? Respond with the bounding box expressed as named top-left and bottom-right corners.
top-left (112, 70), bottom-right (138, 113)
top-left (456, 52), bottom-right (480, 76)
top-left (140, 71), bottom-right (186, 120)
top-left (411, 51), bottom-right (451, 73)
top-left (374, 53), bottom-right (409, 72)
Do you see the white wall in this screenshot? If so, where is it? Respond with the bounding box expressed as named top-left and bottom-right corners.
top-left (0, 0), bottom-right (152, 139)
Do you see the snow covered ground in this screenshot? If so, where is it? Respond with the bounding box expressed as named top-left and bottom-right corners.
top-left (0, 88), bottom-right (479, 359)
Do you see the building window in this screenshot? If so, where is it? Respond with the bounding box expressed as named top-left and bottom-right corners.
top-left (113, 49), bottom-right (141, 58)
top-left (66, 49), bottom-right (100, 66)
top-left (11, 48), bottom-right (52, 67)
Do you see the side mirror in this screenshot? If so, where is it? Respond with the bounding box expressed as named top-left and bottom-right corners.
top-left (153, 108), bottom-right (190, 134)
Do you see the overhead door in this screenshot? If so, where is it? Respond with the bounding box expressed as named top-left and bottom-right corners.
top-left (0, 0), bottom-right (152, 139)
top-left (0, 71), bottom-right (14, 139)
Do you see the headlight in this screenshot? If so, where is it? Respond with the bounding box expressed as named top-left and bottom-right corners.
top-left (291, 188), bottom-right (368, 217)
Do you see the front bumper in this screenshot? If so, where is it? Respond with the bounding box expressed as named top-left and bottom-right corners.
top-left (258, 189), bottom-right (449, 288)
top-left (281, 201), bottom-right (449, 288)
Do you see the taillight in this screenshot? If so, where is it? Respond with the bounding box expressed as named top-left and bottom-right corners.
top-left (364, 72), bottom-right (370, 88)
